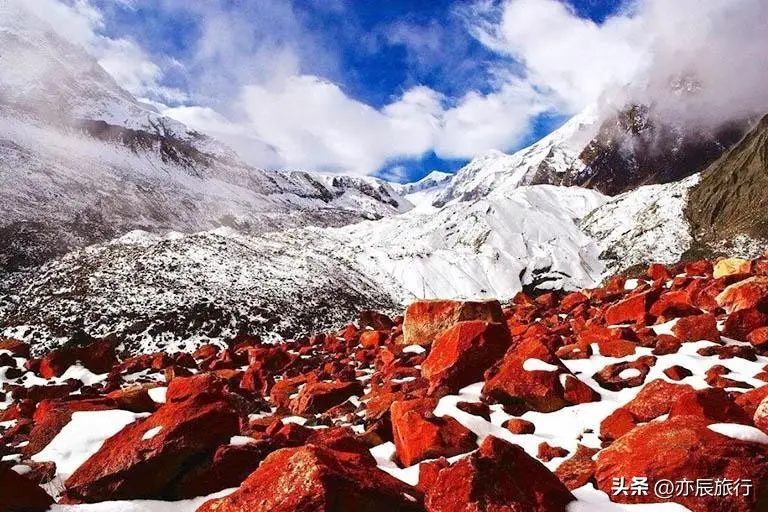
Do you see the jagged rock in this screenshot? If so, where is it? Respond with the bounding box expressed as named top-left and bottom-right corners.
top-left (0, 466), bottom-right (54, 512)
top-left (425, 436), bottom-right (574, 511)
top-left (402, 299), bottom-right (504, 345)
top-left (196, 444), bottom-right (424, 512)
top-left (421, 321), bottom-right (510, 394)
top-left (390, 398), bottom-right (477, 467)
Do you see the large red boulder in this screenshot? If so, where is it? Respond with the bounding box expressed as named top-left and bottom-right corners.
top-left (672, 313), bottom-right (720, 343)
top-left (39, 337), bottom-right (118, 379)
top-left (624, 379), bottom-right (693, 422)
top-left (716, 276), bottom-right (768, 313)
top-left (555, 444), bottom-right (599, 490)
top-left (669, 387), bottom-right (752, 424)
top-left (722, 308), bottom-right (768, 340)
top-left (483, 337), bottom-right (597, 413)
top-left (425, 435), bottom-right (574, 511)
top-left (390, 398), bottom-right (477, 467)
top-left (402, 299), bottom-right (504, 345)
top-left (290, 380), bottom-right (364, 415)
top-left (595, 415), bottom-right (768, 511)
top-left (196, 444), bottom-right (424, 512)
top-left (421, 321), bottom-right (511, 394)
top-left (64, 388), bottom-right (240, 502)
top-left (0, 466), bottom-right (54, 511)
top-left (604, 290), bottom-right (656, 325)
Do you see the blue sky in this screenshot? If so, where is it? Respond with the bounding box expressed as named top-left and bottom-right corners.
top-left (77, 0), bottom-right (630, 182)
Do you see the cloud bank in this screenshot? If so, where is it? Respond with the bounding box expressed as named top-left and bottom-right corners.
top-left (10, 0), bottom-right (768, 176)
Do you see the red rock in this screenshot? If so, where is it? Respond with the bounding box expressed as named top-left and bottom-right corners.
top-left (652, 334), bottom-right (682, 355)
top-left (425, 435), bottom-right (574, 512)
top-left (668, 387), bottom-right (751, 424)
top-left (417, 458), bottom-right (450, 493)
top-left (671, 313), bottom-right (720, 342)
top-left (555, 444), bottom-right (599, 490)
top-left (647, 263), bottom-right (672, 281)
top-left (600, 407), bottom-right (637, 441)
top-left (193, 344), bottom-right (219, 360)
top-left (604, 291), bottom-right (655, 325)
top-left (595, 415), bottom-right (768, 511)
top-left (595, 337), bottom-right (636, 357)
top-left (402, 299), bottom-right (504, 345)
top-left (166, 373), bottom-right (227, 403)
top-left (592, 356), bottom-right (656, 392)
top-left (624, 379), bottom-right (694, 422)
top-left (735, 385), bottom-right (768, 417)
top-left (503, 418), bottom-right (535, 434)
top-left (664, 365), bottom-right (693, 380)
top-left (196, 444), bottom-right (424, 512)
top-left (421, 321), bottom-right (511, 394)
top-left (359, 330), bottom-right (387, 348)
top-left (754, 396), bottom-right (768, 434)
top-left (64, 392), bottom-right (240, 501)
top-left (172, 441), bottom-right (274, 499)
top-left (483, 337), bottom-right (595, 413)
top-left (649, 290), bottom-right (701, 319)
top-left (106, 385), bottom-right (158, 413)
top-left (747, 326), bottom-right (768, 352)
top-left (239, 364), bottom-right (270, 395)
top-left (723, 308), bottom-right (768, 340)
top-left (289, 380), bottom-right (364, 415)
top-left (390, 398), bottom-right (477, 467)
top-left (560, 291), bottom-right (589, 312)
top-left (716, 276), bottom-right (768, 313)
top-left (537, 441), bottom-right (569, 462)
top-left (359, 310), bottom-right (396, 331)
top-left (0, 465), bottom-right (54, 511)
top-left (0, 338), bottom-right (30, 357)
top-left (38, 338), bottom-right (117, 379)
top-left (455, 401), bottom-right (491, 421)
top-left (684, 259), bottom-right (714, 277)
top-left (562, 374), bottom-right (601, 405)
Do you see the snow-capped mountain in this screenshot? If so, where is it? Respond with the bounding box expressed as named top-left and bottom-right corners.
top-left (432, 110), bottom-right (598, 207)
top-left (0, 4), bottom-right (411, 272)
top-left (392, 171), bottom-right (453, 212)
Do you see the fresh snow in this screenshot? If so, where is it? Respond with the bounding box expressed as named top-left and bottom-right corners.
top-left (707, 423), bottom-right (768, 445)
top-left (32, 410), bottom-right (147, 481)
top-left (522, 358), bottom-right (560, 372)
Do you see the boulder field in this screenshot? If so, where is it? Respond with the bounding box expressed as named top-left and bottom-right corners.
top-left (3, 256), bottom-right (768, 510)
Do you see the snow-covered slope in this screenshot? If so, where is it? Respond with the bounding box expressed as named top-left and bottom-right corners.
top-left (2, 185), bottom-right (607, 353)
top-left (392, 171), bottom-right (453, 213)
top-left (580, 175), bottom-right (699, 275)
top-left (433, 110), bottom-right (598, 207)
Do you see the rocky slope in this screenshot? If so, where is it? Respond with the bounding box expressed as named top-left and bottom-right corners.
top-left (4, 255), bottom-right (768, 511)
top-left (1, 185), bottom-right (606, 355)
top-left (570, 104), bottom-right (747, 196)
top-left (686, 113), bottom-right (768, 249)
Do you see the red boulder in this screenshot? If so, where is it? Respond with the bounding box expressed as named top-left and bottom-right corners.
top-left (425, 435), bottom-right (574, 511)
top-left (421, 321), bottom-right (511, 394)
top-left (402, 299), bottom-right (504, 345)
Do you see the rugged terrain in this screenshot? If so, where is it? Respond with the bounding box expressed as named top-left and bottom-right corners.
top-left (4, 255), bottom-right (768, 511)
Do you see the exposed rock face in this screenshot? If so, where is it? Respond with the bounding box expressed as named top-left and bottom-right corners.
top-left (421, 321), bottom-right (511, 394)
top-left (595, 416), bottom-right (768, 511)
top-left (687, 114), bottom-right (768, 247)
top-left (0, 465), bottom-right (54, 512)
top-left (390, 398), bottom-right (477, 467)
top-left (402, 300), bottom-right (505, 346)
top-left (196, 444), bottom-right (424, 512)
top-left (571, 104), bottom-right (746, 196)
top-left (64, 376), bottom-right (241, 502)
top-left (425, 436), bottom-right (575, 512)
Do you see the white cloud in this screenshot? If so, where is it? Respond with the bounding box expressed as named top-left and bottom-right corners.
top-left (16, 0), bottom-right (185, 103)
top-left (468, 0), bottom-right (768, 126)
